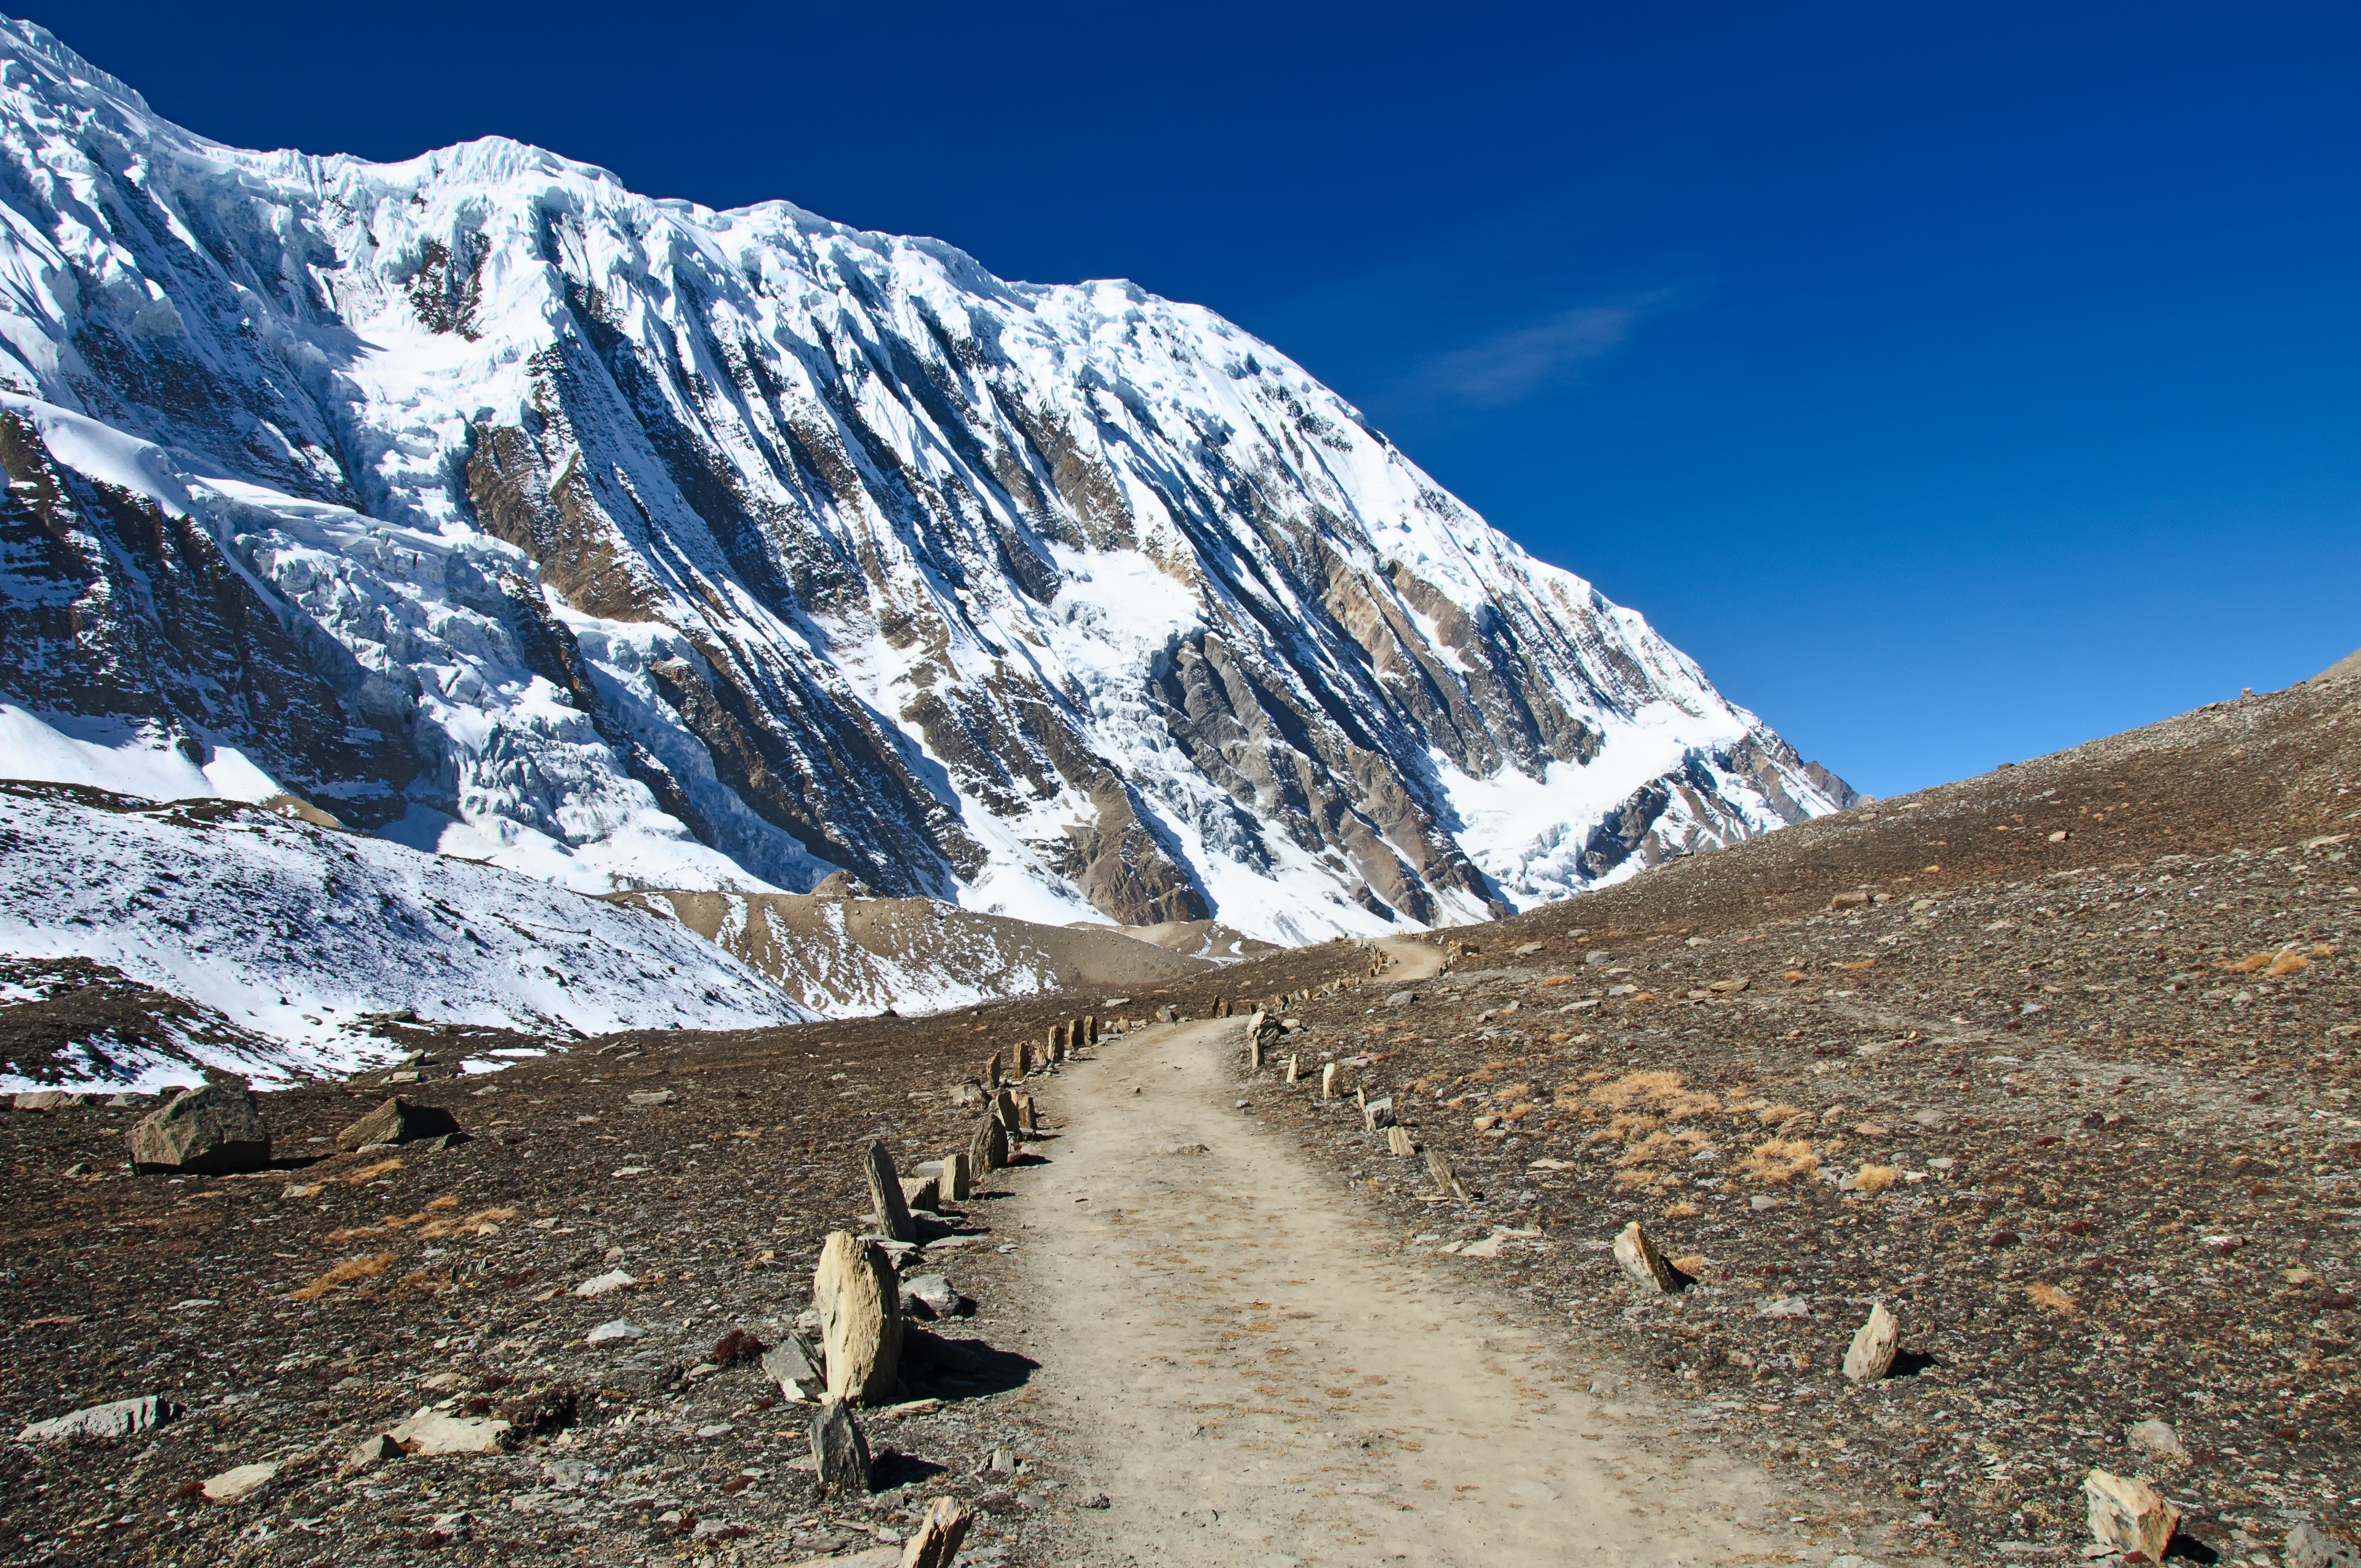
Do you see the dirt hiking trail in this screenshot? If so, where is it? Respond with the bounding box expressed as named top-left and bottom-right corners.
top-left (1009, 940), bottom-right (1811, 1567)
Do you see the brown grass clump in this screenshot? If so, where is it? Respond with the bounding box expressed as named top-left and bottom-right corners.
top-left (1662, 1200), bottom-right (1701, 1219)
top-left (2027, 1282), bottom-right (2078, 1314)
top-left (2219, 951), bottom-right (2276, 973)
top-left (1538, 975), bottom-right (1575, 987)
top-left (1609, 1112), bottom-right (1663, 1139)
top-left (1739, 1138), bottom-right (1818, 1185)
top-left (1754, 1102), bottom-right (1806, 1125)
top-left (291, 1252), bottom-right (396, 1301)
top-left (417, 1207), bottom-right (518, 1240)
top-left (1612, 1168), bottom-right (1658, 1190)
top-left (1663, 1091), bottom-right (1722, 1121)
top-left (1589, 1070), bottom-right (1684, 1110)
top-left (1618, 1130), bottom-right (1680, 1167)
top-left (1853, 1164), bottom-right (1900, 1195)
top-left (1671, 1253), bottom-right (1709, 1277)
top-left (2265, 951), bottom-right (2310, 977)
top-left (425, 1194), bottom-right (460, 1210)
top-left (1493, 1083), bottom-right (1534, 1103)
top-left (342, 1158), bottom-right (404, 1185)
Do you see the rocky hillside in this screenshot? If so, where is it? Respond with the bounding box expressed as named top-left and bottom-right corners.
top-left (0, 17), bottom-right (1849, 945)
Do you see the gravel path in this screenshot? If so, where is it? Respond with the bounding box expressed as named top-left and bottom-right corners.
top-left (1010, 951), bottom-right (1805, 1568)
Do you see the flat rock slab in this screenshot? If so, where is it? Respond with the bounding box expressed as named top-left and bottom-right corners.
top-left (16, 1394), bottom-right (181, 1442)
top-left (389, 1409), bottom-right (513, 1456)
top-left (200, 1461), bottom-right (279, 1503)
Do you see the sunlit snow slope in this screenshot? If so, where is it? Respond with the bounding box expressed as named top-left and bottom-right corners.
top-left (0, 18), bottom-right (1853, 946)
top-left (0, 781), bottom-right (810, 1090)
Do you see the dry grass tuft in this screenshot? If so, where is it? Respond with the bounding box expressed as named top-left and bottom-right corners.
top-left (1739, 1138), bottom-right (1818, 1185)
top-left (2027, 1282), bottom-right (2078, 1314)
top-left (2265, 951), bottom-right (2310, 977)
top-left (1671, 1253), bottom-right (1709, 1276)
top-left (1663, 1091), bottom-right (1722, 1121)
top-left (1590, 1070), bottom-right (1684, 1110)
top-left (1853, 1163), bottom-right (1900, 1195)
top-left (291, 1252), bottom-right (396, 1302)
top-left (1662, 1200), bottom-right (1701, 1220)
top-left (1609, 1112), bottom-right (1663, 1139)
top-left (425, 1195), bottom-right (460, 1210)
top-left (1754, 1102), bottom-right (1806, 1125)
top-left (2219, 951), bottom-right (2277, 973)
top-left (342, 1158), bottom-right (404, 1185)
top-left (417, 1206), bottom-right (519, 1240)
top-left (1612, 1168), bottom-right (1658, 1190)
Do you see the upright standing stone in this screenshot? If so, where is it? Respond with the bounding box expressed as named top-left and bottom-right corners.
top-left (1084, 1014), bottom-right (1097, 1044)
top-left (128, 1082), bottom-right (271, 1175)
top-left (1387, 1125), bottom-right (1416, 1157)
top-left (809, 1396), bottom-right (873, 1493)
top-left (1015, 1092), bottom-right (1038, 1134)
top-left (1320, 1062), bottom-right (1339, 1102)
top-left (1424, 1146), bottom-right (1471, 1201)
top-left (897, 1495), bottom-right (975, 1568)
top-left (1612, 1221), bottom-right (1677, 1292)
top-left (1285, 1055), bottom-right (1299, 1084)
top-left (1842, 1302), bottom-right (1900, 1381)
top-left (993, 1087), bottom-right (1022, 1131)
top-left (942, 1150), bottom-right (973, 1202)
top-left (1048, 1023), bottom-right (1066, 1064)
top-left (970, 1116), bottom-right (1007, 1173)
top-left (812, 1232), bottom-right (901, 1405)
top-left (864, 1141), bottom-right (916, 1243)
top-left (983, 1050), bottom-right (1002, 1090)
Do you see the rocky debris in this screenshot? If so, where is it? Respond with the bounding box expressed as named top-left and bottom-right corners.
top-left (901, 1274), bottom-right (965, 1320)
top-left (1611, 1221), bottom-right (1677, 1292)
top-left (200, 1461), bottom-right (280, 1504)
top-left (2288, 1523), bottom-right (2360, 1568)
top-left (624, 1087), bottom-right (678, 1107)
top-left (15, 1395), bottom-right (180, 1443)
top-left (11, 1089), bottom-right (73, 1112)
top-left (572, 1269), bottom-right (635, 1298)
top-left (1157, 1142), bottom-right (1211, 1157)
top-left (809, 1396), bottom-right (873, 1493)
top-left (388, 1409), bottom-right (514, 1456)
top-left (333, 1095), bottom-right (461, 1151)
top-left (762, 1336), bottom-right (826, 1401)
top-left (127, 1082), bottom-right (270, 1174)
top-left (2125, 1418), bottom-right (2189, 1463)
top-left (1841, 1302), bottom-right (1899, 1381)
top-left (815, 1231), bottom-right (902, 1404)
top-left (584, 1317), bottom-right (644, 1347)
top-left (2085, 1468), bottom-right (2178, 1562)
top-left (335, 1433), bottom-right (400, 1479)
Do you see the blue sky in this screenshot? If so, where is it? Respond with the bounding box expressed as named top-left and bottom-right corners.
top-left (45, 1), bottom-right (2360, 796)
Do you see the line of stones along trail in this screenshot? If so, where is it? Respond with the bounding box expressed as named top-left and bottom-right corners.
top-left (1006, 941), bottom-right (1817, 1568)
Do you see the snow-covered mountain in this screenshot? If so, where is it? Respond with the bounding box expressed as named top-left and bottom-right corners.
top-left (0, 17), bottom-right (1853, 945)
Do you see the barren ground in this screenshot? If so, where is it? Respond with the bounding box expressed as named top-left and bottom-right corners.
top-left (2, 672), bottom-right (2357, 1567)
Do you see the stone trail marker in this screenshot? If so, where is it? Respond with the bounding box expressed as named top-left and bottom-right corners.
top-left (1387, 1125), bottom-right (1416, 1157)
top-left (864, 1140), bottom-right (917, 1244)
top-left (941, 1150), bottom-right (973, 1202)
top-left (810, 1395), bottom-right (873, 1493)
top-left (897, 1495), bottom-right (975, 1568)
top-left (814, 1231), bottom-right (902, 1405)
top-left (1424, 1147), bottom-right (1471, 1201)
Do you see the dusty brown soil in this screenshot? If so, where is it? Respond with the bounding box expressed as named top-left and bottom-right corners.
top-left (2, 672), bottom-right (2355, 1567)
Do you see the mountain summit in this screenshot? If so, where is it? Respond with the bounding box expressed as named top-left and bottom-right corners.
top-left (0, 17), bottom-right (1851, 940)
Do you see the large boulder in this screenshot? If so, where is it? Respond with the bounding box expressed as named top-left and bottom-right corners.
top-left (128, 1084), bottom-right (270, 1175)
top-left (335, 1096), bottom-right (461, 1152)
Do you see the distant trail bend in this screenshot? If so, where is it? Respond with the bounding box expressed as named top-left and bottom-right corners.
top-left (1008, 997), bottom-right (1807, 1568)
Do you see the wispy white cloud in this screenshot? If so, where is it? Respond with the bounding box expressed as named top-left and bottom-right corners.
top-left (1398, 292), bottom-right (1673, 409)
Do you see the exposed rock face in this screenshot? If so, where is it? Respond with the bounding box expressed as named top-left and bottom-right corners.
top-left (127, 1082), bottom-right (270, 1174)
top-left (0, 20), bottom-right (1853, 937)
